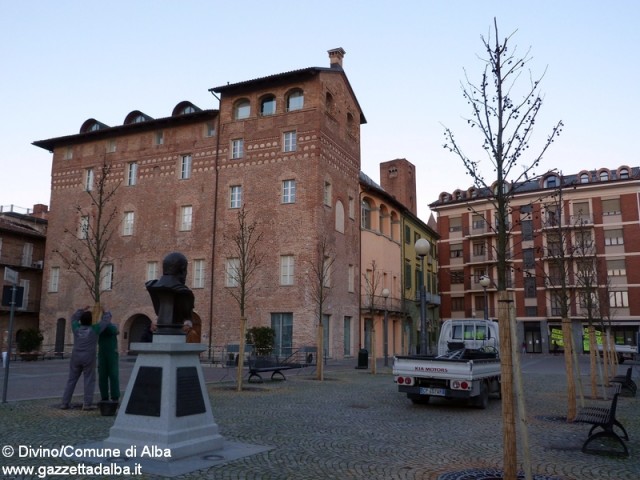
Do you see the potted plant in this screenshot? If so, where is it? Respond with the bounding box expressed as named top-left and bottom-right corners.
top-left (245, 326), bottom-right (275, 357)
top-left (17, 328), bottom-right (44, 360)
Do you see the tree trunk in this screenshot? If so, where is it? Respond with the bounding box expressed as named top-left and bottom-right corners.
top-left (561, 316), bottom-right (576, 421)
top-left (371, 321), bottom-right (377, 375)
top-left (236, 316), bottom-right (247, 392)
top-left (498, 290), bottom-right (517, 480)
top-left (316, 323), bottom-right (324, 381)
top-left (588, 324), bottom-right (598, 399)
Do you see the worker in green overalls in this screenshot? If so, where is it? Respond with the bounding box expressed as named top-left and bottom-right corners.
top-left (98, 322), bottom-right (120, 403)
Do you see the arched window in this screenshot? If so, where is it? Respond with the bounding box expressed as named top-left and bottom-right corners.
top-left (325, 92), bottom-right (334, 113)
top-left (234, 99), bottom-right (251, 120)
top-left (544, 176), bottom-right (558, 188)
top-left (580, 173), bottom-right (590, 184)
top-left (599, 170), bottom-right (609, 181)
top-left (361, 199), bottom-right (372, 230)
top-left (260, 95), bottom-right (276, 116)
top-left (618, 167), bottom-right (629, 180)
top-left (379, 205), bottom-right (388, 235)
top-left (390, 211), bottom-right (399, 241)
top-left (286, 89), bottom-right (304, 111)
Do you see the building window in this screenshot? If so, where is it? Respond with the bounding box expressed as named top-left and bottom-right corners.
top-left (609, 291), bottom-right (629, 308)
top-left (146, 261), bottom-right (158, 281)
top-left (155, 131), bottom-right (164, 146)
top-left (180, 205), bottom-right (193, 231)
top-left (525, 306), bottom-right (537, 317)
top-left (101, 264), bottom-right (113, 291)
top-left (85, 168), bottom-right (94, 191)
top-left (79, 216), bottom-right (89, 239)
top-left (180, 155), bottom-right (192, 179)
top-left (64, 147), bottom-right (73, 160)
top-left (451, 297), bottom-right (465, 311)
top-left (282, 179), bottom-right (296, 204)
top-left (602, 198), bottom-right (621, 216)
top-left (225, 258), bottom-right (240, 287)
top-left (361, 199), bottom-right (371, 229)
top-left (21, 242), bottom-right (33, 267)
top-left (449, 217), bottom-right (462, 232)
top-left (404, 260), bottom-right (412, 289)
top-left (344, 316), bottom-right (352, 356)
top-left (280, 255), bottom-right (294, 285)
top-left (618, 168), bottom-right (629, 180)
top-left (544, 175), bottom-right (558, 188)
top-left (521, 220), bottom-right (533, 241)
top-left (271, 312), bottom-right (293, 356)
top-left (450, 244), bottom-right (463, 258)
top-left (335, 200), bottom-right (345, 233)
top-left (230, 185), bottom-right (242, 209)
top-left (123, 211), bottom-right (134, 236)
top-left (49, 266), bottom-right (60, 293)
top-left (451, 270), bottom-right (464, 284)
top-left (283, 131), bottom-right (297, 152)
top-left (231, 138), bottom-right (244, 159)
top-left (260, 95), bottom-right (276, 116)
top-left (193, 259), bottom-right (205, 288)
top-left (580, 173), bottom-right (590, 183)
top-left (234, 99), bottom-right (251, 120)
top-left (607, 259), bottom-right (626, 276)
top-left (106, 139), bottom-right (117, 153)
top-left (524, 277), bottom-right (536, 298)
top-left (205, 122), bottom-right (216, 137)
top-left (348, 195), bottom-right (355, 219)
top-left (323, 256), bottom-right (332, 287)
top-left (323, 181), bottom-right (332, 206)
top-left (472, 242), bottom-right (485, 257)
top-left (286, 89), bottom-right (304, 111)
top-left (523, 248), bottom-right (535, 268)
top-left (472, 214), bottom-right (486, 230)
top-left (127, 162), bottom-right (138, 186)
top-left (604, 229), bottom-right (624, 246)
top-left (599, 170), bottom-right (609, 181)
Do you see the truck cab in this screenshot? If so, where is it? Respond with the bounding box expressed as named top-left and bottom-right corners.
top-left (437, 319), bottom-right (499, 356)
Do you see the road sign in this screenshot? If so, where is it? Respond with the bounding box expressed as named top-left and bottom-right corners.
top-left (2, 286), bottom-right (23, 307)
top-left (3, 267), bottom-right (18, 284)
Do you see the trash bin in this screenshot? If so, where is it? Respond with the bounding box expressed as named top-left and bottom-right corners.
top-left (356, 349), bottom-right (368, 369)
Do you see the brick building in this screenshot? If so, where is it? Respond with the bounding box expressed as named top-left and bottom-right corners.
top-left (430, 166), bottom-right (640, 353)
top-left (33, 49), bottom-right (364, 359)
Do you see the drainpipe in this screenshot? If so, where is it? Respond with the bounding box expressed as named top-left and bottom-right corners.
top-left (207, 90), bottom-right (222, 360)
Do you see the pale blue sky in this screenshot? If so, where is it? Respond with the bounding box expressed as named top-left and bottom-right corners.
top-left (1, 1), bottom-right (638, 219)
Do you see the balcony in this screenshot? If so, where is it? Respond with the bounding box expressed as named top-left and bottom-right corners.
top-left (360, 294), bottom-right (402, 313)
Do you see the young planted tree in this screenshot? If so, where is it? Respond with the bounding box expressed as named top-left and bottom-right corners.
top-left (224, 205), bottom-right (264, 392)
top-left (54, 158), bottom-right (121, 320)
top-left (362, 260), bottom-right (383, 374)
top-left (443, 19), bottom-right (563, 480)
top-left (307, 236), bottom-right (335, 381)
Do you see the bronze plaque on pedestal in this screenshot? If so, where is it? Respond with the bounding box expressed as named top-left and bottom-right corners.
top-left (126, 366), bottom-right (162, 416)
top-left (176, 366), bottom-right (206, 417)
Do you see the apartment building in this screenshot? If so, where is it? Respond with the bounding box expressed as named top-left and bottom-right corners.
top-left (33, 49), bottom-right (364, 359)
top-left (430, 166), bottom-right (640, 353)
top-left (0, 205), bottom-right (48, 351)
top-left (360, 159), bottom-right (439, 358)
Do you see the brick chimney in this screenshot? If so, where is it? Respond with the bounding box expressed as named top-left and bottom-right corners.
top-left (31, 204), bottom-right (49, 219)
top-left (380, 159), bottom-right (417, 216)
top-left (328, 48), bottom-right (346, 68)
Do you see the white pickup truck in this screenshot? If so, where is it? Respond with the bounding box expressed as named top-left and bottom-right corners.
top-left (393, 319), bottom-right (501, 409)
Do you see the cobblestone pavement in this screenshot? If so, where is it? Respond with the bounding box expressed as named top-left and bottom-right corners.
top-left (1, 357), bottom-right (638, 479)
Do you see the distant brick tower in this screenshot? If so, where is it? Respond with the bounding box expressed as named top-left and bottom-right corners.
top-left (379, 158), bottom-right (417, 215)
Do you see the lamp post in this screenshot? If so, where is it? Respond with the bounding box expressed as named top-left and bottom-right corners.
top-left (382, 288), bottom-right (390, 367)
top-left (415, 239), bottom-right (430, 355)
top-left (479, 275), bottom-right (491, 320)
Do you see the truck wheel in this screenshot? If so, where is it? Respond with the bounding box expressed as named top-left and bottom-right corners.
top-left (408, 394), bottom-right (430, 405)
top-left (474, 382), bottom-right (489, 409)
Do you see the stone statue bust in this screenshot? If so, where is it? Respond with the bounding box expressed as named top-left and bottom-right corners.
top-left (146, 252), bottom-right (195, 335)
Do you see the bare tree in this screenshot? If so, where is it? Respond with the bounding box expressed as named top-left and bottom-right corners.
top-left (362, 260), bottom-right (383, 374)
top-left (443, 19), bottom-right (563, 480)
top-left (307, 236), bottom-right (335, 381)
top-left (54, 157), bottom-right (120, 318)
top-left (223, 205), bottom-right (264, 392)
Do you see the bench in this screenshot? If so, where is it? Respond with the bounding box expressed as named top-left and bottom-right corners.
top-left (247, 355), bottom-right (297, 383)
top-left (574, 391), bottom-right (629, 456)
top-left (611, 367), bottom-right (637, 397)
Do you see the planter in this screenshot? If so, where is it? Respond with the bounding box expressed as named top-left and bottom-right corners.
top-left (98, 400), bottom-right (119, 416)
top-left (19, 352), bottom-right (41, 361)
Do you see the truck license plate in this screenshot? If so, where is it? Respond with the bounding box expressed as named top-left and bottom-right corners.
top-left (420, 387), bottom-right (445, 396)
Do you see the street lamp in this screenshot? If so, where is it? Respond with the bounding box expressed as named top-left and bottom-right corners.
top-left (415, 238), bottom-right (430, 355)
top-left (382, 288), bottom-right (390, 367)
top-left (479, 275), bottom-right (491, 320)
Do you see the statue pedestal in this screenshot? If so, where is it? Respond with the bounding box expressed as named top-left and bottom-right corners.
top-left (104, 336), bottom-right (223, 459)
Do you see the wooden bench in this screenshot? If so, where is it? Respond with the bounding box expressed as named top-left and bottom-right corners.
top-left (611, 367), bottom-right (637, 397)
top-left (247, 355), bottom-right (297, 383)
top-left (574, 391), bottom-right (629, 457)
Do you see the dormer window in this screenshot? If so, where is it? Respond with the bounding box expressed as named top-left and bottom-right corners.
top-left (580, 173), bottom-right (590, 184)
top-left (544, 175), bottom-right (558, 188)
top-left (234, 99), bottom-right (251, 120)
top-left (618, 167), bottom-right (629, 180)
top-left (286, 89), bottom-right (304, 111)
top-left (260, 95), bottom-right (276, 116)
top-left (599, 170), bottom-right (609, 181)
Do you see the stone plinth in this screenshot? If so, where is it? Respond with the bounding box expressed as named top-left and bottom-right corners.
top-left (103, 336), bottom-right (223, 460)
